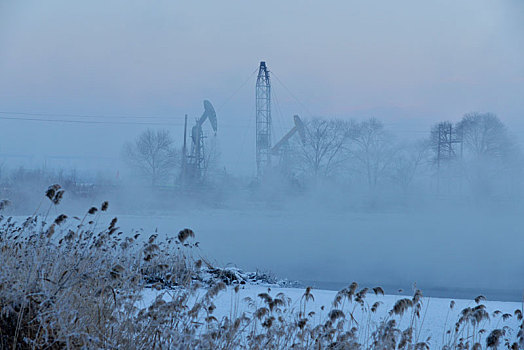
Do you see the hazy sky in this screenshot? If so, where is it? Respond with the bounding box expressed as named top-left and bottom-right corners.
top-left (0, 0), bottom-right (523, 176)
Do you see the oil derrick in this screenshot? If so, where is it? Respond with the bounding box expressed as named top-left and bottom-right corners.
top-left (256, 61), bottom-right (271, 178)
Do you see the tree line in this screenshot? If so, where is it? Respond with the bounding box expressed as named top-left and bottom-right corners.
top-left (123, 112), bottom-right (521, 199)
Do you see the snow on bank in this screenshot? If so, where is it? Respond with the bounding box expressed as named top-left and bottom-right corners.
top-left (140, 284), bottom-right (522, 348)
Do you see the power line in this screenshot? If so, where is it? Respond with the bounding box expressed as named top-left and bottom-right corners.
top-left (0, 115), bottom-right (253, 128)
top-left (0, 68), bottom-right (259, 127)
top-left (0, 115), bottom-right (185, 126)
top-left (0, 110), bottom-right (178, 120)
top-left (216, 68), bottom-right (259, 113)
top-left (3, 114), bottom-right (501, 136)
top-left (270, 70), bottom-right (316, 118)
top-left (271, 86), bottom-right (286, 137)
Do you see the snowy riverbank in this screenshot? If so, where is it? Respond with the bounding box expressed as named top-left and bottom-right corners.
top-left (140, 284), bottom-right (523, 349)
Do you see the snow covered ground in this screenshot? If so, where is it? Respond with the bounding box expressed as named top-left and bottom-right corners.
top-left (140, 284), bottom-right (523, 348)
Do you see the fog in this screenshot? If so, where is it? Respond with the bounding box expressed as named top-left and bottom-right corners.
top-left (0, 1), bottom-right (523, 301)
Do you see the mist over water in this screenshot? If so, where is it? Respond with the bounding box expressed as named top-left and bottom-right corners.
top-left (115, 195), bottom-right (523, 301)
top-left (4, 174), bottom-right (523, 301)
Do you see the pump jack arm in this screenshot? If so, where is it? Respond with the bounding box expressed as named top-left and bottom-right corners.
top-left (271, 115), bottom-right (305, 155)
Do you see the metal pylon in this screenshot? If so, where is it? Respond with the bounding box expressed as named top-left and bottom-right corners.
top-left (256, 61), bottom-right (271, 177)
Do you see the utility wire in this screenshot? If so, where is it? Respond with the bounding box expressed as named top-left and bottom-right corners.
top-left (0, 115), bottom-right (184, 126)
top-left (216, 67), bottom-right (258, 113)
top-left (0, 67), bottom-right (258, 125)
top-left (0, 110), bottom-right (178, 120)
top-left (271, 86), bottom-right (286, 138)
top-left (0, 115), bottom-right (252, 128)
top-left (0, 114), bottom-right (460, 134)
top-left (228, 65), bottom-right (261, 174)
top-left (270, 70), bottom-right (316, 118)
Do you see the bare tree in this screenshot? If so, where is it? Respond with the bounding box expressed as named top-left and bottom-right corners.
top-left (123, 129), bottom-right (178, 186)
top-left (390, 139), bottom-right (431, 192)
top-left (455, 112), bottom-right (513, 158)
top-left (454, 113), bottom-right (522, 197)
top-left (350, 118), bottom-right (396, 189)
top-left (292, 118), bottom-right (352, 178)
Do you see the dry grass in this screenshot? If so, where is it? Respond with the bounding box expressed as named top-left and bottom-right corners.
top-left (0, 185), bottom-right (201, 349)
top-left (0, 185), bottom-right (523, 349)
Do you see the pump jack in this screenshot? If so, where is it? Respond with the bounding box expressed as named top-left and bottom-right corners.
top-left (181, 100), bottom-right (217, 182)
top-left (271, 115), bottom-right (306, 155)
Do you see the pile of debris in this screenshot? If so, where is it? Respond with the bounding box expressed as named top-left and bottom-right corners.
top-left (201, 267), bottom-right (278, 286)
top-left (144, 265), bottom-right (299, 290)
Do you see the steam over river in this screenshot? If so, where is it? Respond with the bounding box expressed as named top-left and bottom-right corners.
top-left (110, 206), bottom-right (523, 302)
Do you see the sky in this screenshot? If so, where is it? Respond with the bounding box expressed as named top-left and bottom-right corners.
top-left (0, 0), bottom-right (523, 176)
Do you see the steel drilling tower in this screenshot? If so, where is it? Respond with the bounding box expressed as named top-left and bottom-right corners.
top-left (256, 61), bottom-right (271, 177)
